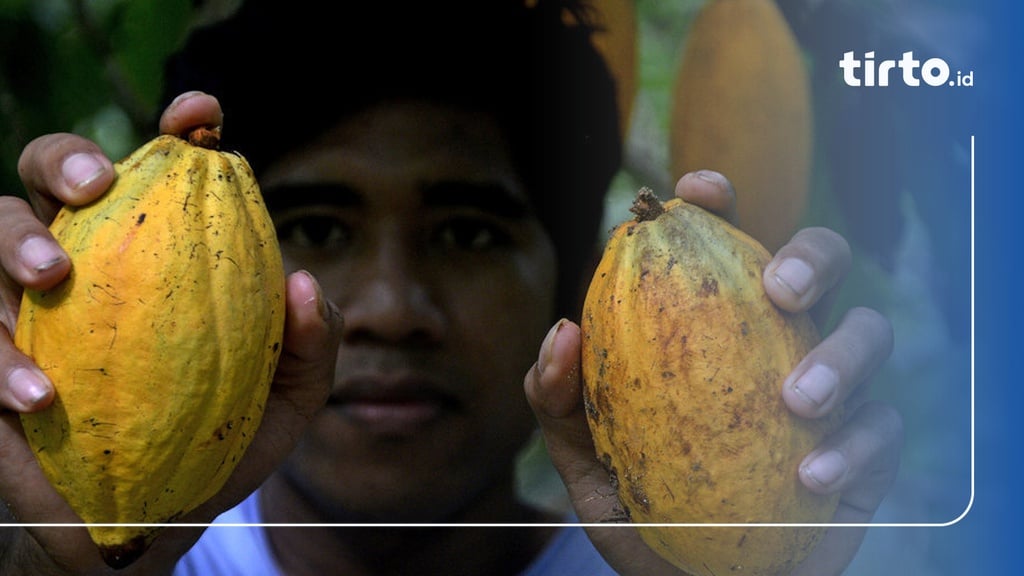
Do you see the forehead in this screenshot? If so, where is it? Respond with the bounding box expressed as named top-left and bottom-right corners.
top-left (259, 100), bottom-right (524, 199)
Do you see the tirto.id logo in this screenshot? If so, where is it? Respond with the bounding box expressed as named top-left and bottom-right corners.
top-left (839, 51), bottom-right (974, 87)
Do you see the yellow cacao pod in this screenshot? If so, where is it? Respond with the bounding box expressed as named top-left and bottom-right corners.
top-left (669, 0), bottom-right (812, 253)
top-left (15, 129), bottom-right (285, 568)
top-left (581, 188), bottom-right (840, 576)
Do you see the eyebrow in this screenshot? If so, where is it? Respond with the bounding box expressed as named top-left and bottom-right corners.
top-left (262, 181), bottom-right (532, 219)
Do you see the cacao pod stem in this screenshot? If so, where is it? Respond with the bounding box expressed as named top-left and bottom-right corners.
top-left (187, 125), bottom-right (222, 150)
top-left (629, 187), bottom-right (665, 222)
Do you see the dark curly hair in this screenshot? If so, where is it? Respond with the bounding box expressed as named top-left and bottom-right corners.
top-left (162, 0), bottom-right (622, 319)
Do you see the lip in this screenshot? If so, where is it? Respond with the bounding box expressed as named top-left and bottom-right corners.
top-left (328, 373), bottom-right (459, 436)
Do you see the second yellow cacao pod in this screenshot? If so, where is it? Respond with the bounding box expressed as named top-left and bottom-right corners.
top-left (15, 130), bottom-right (286, 568)
top-left (669, 0), bottom-right (812, 253)
top-left (581, 188), bottom-right (840, 576)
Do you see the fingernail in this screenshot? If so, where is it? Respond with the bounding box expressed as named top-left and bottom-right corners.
top-left (802, 450), bottom-right (848, 488)
top-left (9, 367), bottom-right (52, 409)
top-left (170, 90), bottom-right (206, 106)
top-left (298, 270), bottom-right (328, 321)
top-left (694, 169), bottom-right (721, 184)
top-left (772, 258), bottom-right (814, 298)
top-left (538, 319), bottom-right (566, 376)
top-left (790, 364), bottom-right (838, 408)
top-left (62, 152), bottom-right (108, 190)
top-left (18, 235), bottom-right (66, 273)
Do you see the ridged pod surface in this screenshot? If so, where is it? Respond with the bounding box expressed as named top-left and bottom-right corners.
top-left (14, 130), bottom-right (285, 568)
top-left (581, 188), bottom-right (840, 576)
top-left (669, 0), bottom-right (812, 254)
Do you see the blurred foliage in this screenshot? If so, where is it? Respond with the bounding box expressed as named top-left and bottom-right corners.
top-left (0, 0), bottom-right (241, 198)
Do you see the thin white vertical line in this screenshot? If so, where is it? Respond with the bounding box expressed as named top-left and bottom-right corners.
top-left (969, 134), bottom-right (976, 517)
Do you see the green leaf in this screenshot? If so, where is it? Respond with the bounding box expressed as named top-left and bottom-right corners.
top-left (110, 0), bottom-right (192, 116)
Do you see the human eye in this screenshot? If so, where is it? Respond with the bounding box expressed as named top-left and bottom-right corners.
top-left (433, 216), bottom-right (511, 252)
top-left (274, 207), bottom-right (352, 251)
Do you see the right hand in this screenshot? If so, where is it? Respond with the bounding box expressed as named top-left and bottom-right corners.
top-left (524, 171), bottom-right (901, 576)
top-left (0, 91), bottom-right (344, 574)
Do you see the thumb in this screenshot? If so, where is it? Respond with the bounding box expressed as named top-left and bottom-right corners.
top-left (120, 270), bottom-right (344, 570)
top-left (203, 270), bottom-right (342, 508)
top-left (158, 91), bottom-right (224, 137)
top-left (523, 319), bottom-right (622, 522)
top-left (524, 320), bottom-right (682, 575)
top-left (250, 269), bottom-right (342, 459)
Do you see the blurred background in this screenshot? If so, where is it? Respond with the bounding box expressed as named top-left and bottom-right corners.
top-left (0, 0), bottom-right (983, 574)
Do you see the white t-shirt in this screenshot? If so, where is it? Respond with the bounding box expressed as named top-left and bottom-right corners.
top-left (173, 490), bottom-right (619, 576)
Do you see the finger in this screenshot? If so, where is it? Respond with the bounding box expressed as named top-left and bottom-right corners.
top-left (17, 133), bottom-right (115, 218)
top-left (235, 269), bottom-right (342, 478)
top-left (762, 226), bottom-right (852, 316)
top-left (0, 198), bottom-right (63, 414)
top-left (524, 320), bottom-right (680, 575)
top-left (783, 307), bottom-right (894, 419)
top-left (792, 401), bottom-right (904, 576)
top-left (523, 319), bottom-right (623, 519)
top-left (0, 330), bottom-right (55, 412)
top-left (130, 272), bottom-right (345, 571)
top-left (524, 321), bottom-right (598, 484)
top-left (280, 269), bottom-right (345, 366)
top-left (194, 270), bottom-right (341, 510)
top-left (0, 196), bottom-right (70, 295)
top-left (799, 400), bottom-right (904, 508)
top-left (673, 169), bottom-right (738, 222)
top-left (158, 91), bottom-right (224, 136)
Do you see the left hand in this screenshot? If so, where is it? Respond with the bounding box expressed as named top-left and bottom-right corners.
top-left (523, 170), bottom-right (904, 576)
top-left (0, 92), bottom-right (342, 574)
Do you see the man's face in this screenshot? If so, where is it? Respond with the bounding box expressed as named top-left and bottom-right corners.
top-left (260, 100), bottom-right (558, 521)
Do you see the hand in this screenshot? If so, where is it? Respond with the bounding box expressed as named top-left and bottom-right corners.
top-left (0, 91), bottom-right (344, 574)
top-left (524, 170), bottom-right (904, 576)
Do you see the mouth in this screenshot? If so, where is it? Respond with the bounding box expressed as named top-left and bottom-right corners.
top-left (328, 374), bottom-right (460, 436)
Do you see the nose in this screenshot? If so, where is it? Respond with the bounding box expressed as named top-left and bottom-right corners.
top-left (338, 237), bottom-right (445, 346)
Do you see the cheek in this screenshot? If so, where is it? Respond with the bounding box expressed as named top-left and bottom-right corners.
top-left (458, 233), bottom-right (556, 317)
top-left (451, 246), bottom-right (558, 381)
top-left (479, 265), bottom-right (556, 337)
top-left (449, 267), bottom-right (554, 456)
